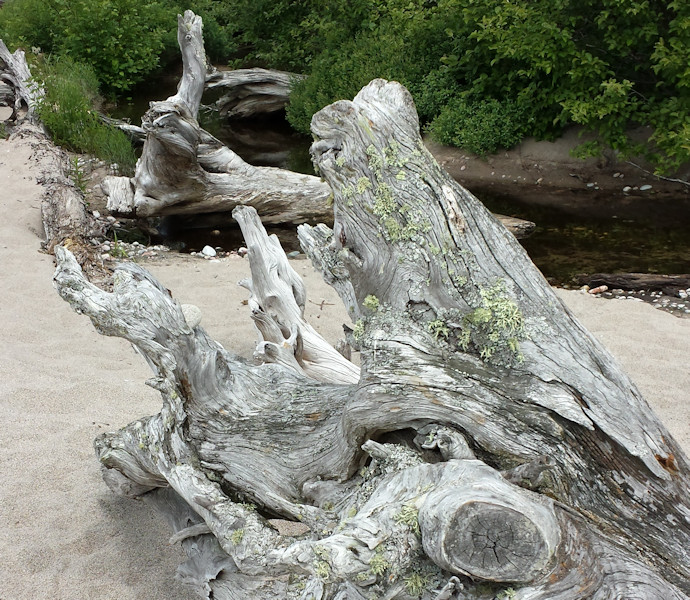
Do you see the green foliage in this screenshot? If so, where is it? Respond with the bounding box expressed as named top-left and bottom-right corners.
top-left (186, 0), bottom-right (238, 63)
top-left (262, 0), bottom-right (690, 173)
top-left (0, 122), bottom-right (7, 139)
top-left (0, 0), bottom-right (178, 93)
top-left (110, 232), bottom-right (129, 258)
top-left (428, 98), bottom-right (528, 156)
top-left (68, 156), bottom-right (88, 193)
top-left (3, 0), bottom-right (686, 170)
top-left (34, 56), bottom-right (136, 172)
top-left (404, 572), bottom-right (428, 597)
top-left (0, 0), bottom-right (55, 53)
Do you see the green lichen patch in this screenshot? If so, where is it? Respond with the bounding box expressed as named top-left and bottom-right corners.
top-left (313, 545), bottom-right (331, 581)
top-left (464, 280), bottom-right (527, 362)
top-left (383, 140), bottom-right (408, 168)
top-left (366, 144), bottom-right (384, 177)
top-left (230, 528), bottom-right (244, 544)
top-left (369, 545), bottom-right (390, 576)
top-left (393, 503), bottom-right (421, 535)
top-left (357, 177), bottom-right (373, 193)
top-left (404, 572), bottom-right (429, 597)
top-left (363, 295), bottom-right (380, 311)
top-left (427, 319), bottom-right (449, 340)
top-left (373, 183), bottom-right (395, 218)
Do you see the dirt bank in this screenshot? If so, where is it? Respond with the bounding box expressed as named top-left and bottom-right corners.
top-left (426, 127), bottom-right (690, 217)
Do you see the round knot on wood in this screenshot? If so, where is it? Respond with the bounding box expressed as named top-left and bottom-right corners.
top-left (418, 481), bottom-right (560, 583)
top-left (445, 501), bottom-right (543, 581)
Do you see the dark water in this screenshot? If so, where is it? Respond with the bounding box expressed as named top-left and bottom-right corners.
top-left (478, 194), bottom-right (690, 285)
top-left (111, 83), bottom-right (690, 285)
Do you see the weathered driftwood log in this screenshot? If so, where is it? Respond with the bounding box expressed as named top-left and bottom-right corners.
top-left (206, 67), bottom-right (305, 118)
top-left (104, 12), bottom-right (534, 239)
top-left (100, 114), bottom-right (146, 144)
top-left (0, 39), bottom-right (107, 276)
top-left (54, 77), bottom-right (690, 599)
top-left (103, 11), bottom-right (332, 225)
top-left (0, 39), bottom-right (42, 118)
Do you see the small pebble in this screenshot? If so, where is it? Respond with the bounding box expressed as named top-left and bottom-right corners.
top-left (639, 184), bottom-right (652, 191)
top-left (201, 245), bottom-right (216, 257)
top-left (238, 247), bottom-right (248, 257)
top-left (588, 285), bottom-right (608, 294)
top-left (623, 186), bottom-right (632, 193)
top-left (92, 210), bottom-right (100, 218)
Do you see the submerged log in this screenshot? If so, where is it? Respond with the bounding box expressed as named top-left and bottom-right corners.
top-left (577, 272), bottom-right (690, 295)
top-left (54, 74), bottom-right (690, 599)
top-left (206, 67), bottom-right (305, 119)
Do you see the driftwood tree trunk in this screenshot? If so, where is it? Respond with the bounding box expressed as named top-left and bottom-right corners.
top-left (206, 67), bottom-right (305, 118)
top-left (103, 12), bottom-right (533, 238)
top-left (104, 11), bottom-right (332, 225)
top-left (54, 74), bottom-right (690, 599)
top-left (0, 39), bottom-right (42, 118)
top-left (0, 38), bottom-right (108, 278)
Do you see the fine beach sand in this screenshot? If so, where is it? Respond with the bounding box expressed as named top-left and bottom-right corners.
top-left (1, 132), bottom-right (688, 600)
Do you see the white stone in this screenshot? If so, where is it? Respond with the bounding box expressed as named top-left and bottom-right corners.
top-left (639, 184), bottom-right (652, 191)
top-left (201, 245), bottom-right (217, 257)
top-left (623, 186), bottom-right (632, 193)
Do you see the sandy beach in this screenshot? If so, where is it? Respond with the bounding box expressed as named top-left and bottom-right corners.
top-left (1, 132), bottom-right (689, 599)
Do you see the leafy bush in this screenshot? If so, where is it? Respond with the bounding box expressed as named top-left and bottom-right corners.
top-left (34, 56), bottom-right (137, 172)
top-left (0, 0), bottom-right (55, 54)
top-left (428, 98), bottom-right (528, 156)
top-left (0, 0), bottom-right (178, 94)
top-left (274, 0), bottom-right (690, 172)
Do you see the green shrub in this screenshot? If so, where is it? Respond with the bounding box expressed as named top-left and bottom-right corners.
top-left (34, 56), bottom-right (137, 173)
top-left (264, 0), bottom-right (690, 173)
top-left (0, 0), bottom-right (56, 53)
top-left (0, 0), bottom-right (178, 94)
top-left (427, 98), bottom-right (529, 156)
top-left (286, 1), bottom-right (438, 133)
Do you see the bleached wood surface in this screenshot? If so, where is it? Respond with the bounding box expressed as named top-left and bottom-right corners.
top-left (54, 76), bottom-right (690, 599)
